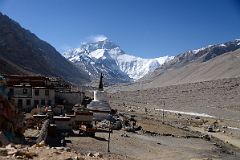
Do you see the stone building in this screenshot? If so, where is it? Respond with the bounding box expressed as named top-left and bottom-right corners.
top-left (32, 87), bottom-right (55, 108)
top-left (4, 75), bottom-right (83, 112)
top-left (8, 85), bottom-right (55, 112)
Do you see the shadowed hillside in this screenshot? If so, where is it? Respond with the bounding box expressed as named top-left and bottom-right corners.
top-left (0, 12), bottom-right (90, 84)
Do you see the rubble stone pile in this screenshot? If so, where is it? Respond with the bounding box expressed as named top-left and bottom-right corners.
top-left (0, 95), bottom-right (25, 147)
top-left (0, 143), bottom-right (105, 160)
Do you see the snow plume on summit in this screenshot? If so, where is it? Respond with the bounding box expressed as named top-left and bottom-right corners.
top-left (89, 35), bottom-right (108, 42)
top-left (63, 38), bottom-right (173, 83)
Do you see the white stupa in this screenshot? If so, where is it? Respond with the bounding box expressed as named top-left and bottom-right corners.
top-left (87, 73), bottom-right (111, 121)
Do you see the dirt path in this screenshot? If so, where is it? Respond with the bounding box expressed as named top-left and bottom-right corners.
top-left (190, 126), bottom-right (240, 149)
top-left (66, 126), bottom-right (240, 160)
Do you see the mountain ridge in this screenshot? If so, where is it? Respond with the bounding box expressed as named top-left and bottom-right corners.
top-left (63, 38), bottom-right (173, 83)
top-left (109, 39), bottom-right (240, 91)
top-left (149, 39), bottom-right (240, 76)
top-left (0, 12), bottom-right (90, 84)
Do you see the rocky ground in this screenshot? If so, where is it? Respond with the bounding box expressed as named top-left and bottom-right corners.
top-left (2, 110), bottom-right (240, 160)
top-left (0, 143), bottom-right (106, 160)
top-left (105, 77), bottom-right (240, 159)
top-left (66, 111), bottom-right (240, 160)
top-left (1, 77), bottom-right (240, 159)
top-left (108, 77), bottom-right (240, 123)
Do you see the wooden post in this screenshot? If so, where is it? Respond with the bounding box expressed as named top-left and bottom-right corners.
top-left (107, 121), bottom-right (111, 152)
top-left (162, 101), bottom-right (165, 124)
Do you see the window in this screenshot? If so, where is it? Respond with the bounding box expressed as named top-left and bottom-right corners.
top-left (8, 88), bottom-right (14, 99)
top-left (26, 99), bottom-right (31, 106)
top-left (47, 100), bottom-right (51, 106)
top-left (34, 89), bottom-right (39, 96)
top-left (34, 100), bottom-right (39, 107)
top-left (41, 100), bottom-right (45, 106)
top-left (9, 88), bottom-right (14, 95)
top-left (23, 88), bottom-right (28, 94)
top-left (17, 99), bottom-right (23, 107)
top-left (45, 90), bottom-right (49, 96)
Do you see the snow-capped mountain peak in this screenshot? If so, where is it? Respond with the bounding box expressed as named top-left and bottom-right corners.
top-left (63, 38), bottom-right (173, 82)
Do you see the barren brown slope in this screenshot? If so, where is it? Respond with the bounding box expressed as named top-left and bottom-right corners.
top-left (111, 49), bottom-right (240, 91)
top-left (109, 77), bottom-right (240, 121)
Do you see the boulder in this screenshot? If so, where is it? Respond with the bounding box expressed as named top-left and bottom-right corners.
top-left (36, 140), bottom-right (45, 147)
top-left (7, 148), bottom-right (18, 155)
top-left (55, 147), bottom-right (65, 151)
top-left (0, 148), bottom-right (8, 156)
top-left (94, 152), bottom-right (103, 158)
top-left (64, 147), bottom-right (71, 152)
top-left (5, 144), bottom-right (15, 149)
top-left (121, 133), bottom-right (129, 137)
top-left (87, 152), bottom-right (94, 157)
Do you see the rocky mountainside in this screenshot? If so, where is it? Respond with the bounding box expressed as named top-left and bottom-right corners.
top-left (63, 38), bottom-right (173, 83)
top-left (0, 12), bottom-right (90, 84)
top-left (142, 39), bottom-right (240, 81)
top-left (159, 39), bottom-right (240, 70)
top-left (109, 39), bottom-right (240, 91)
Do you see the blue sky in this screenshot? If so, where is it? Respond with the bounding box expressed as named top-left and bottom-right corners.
top-left (0, 0), bottom-right (240, 58)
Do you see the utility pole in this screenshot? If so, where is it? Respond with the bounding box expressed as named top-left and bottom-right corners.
top-left (162, 101), bottom-right (165, 124)
top-left (107, 121), bottom-right (111, 152)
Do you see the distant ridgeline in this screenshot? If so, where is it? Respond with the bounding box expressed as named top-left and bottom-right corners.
top-left (0, 12), bottom-right (90, 84)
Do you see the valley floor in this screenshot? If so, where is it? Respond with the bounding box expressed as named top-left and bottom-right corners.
top-left (108, 77), bottom-right (240, 125)
top-left (102, 77), bottom-right (240, 159)
top-left (67, 111), bottom-right (240, 160)
top-left (3, 78), bottom-right (240, 160)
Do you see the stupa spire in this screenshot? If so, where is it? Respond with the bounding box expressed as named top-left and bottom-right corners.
top-left (98, 73), bottom-right (103, 91)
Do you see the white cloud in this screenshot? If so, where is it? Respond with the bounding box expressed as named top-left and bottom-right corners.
top-left (89, 34), bottom-right (108, 42)
top-left (59, 35), bottom-right (108, 53)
